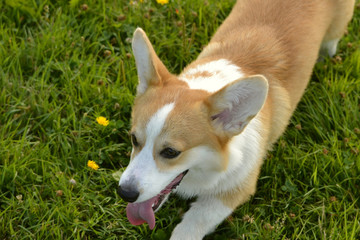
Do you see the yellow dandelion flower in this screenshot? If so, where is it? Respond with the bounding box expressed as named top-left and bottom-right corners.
top-left (96, 116), bottom-right (109, 126)
top-left (156, 0), bottom-right (169, 5)
top-left (87, 160), bottom-right (100, 170)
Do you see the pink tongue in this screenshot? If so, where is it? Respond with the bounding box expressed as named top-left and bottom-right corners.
top-left (126, 196), bottom-right (157, 229)
top-left (125, 173), bottom-right (186, 229)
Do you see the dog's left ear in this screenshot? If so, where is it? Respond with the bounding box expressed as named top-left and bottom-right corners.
top-left (132, 28), bottom-right (171, 95)
top-left (207, 75), bottom-right (268, 137)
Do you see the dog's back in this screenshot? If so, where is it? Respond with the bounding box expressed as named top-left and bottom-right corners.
top-left (194, 0), bottom-right (355, 145)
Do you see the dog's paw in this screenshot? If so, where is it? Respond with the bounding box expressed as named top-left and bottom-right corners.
top-left (170, 224), bottom-right (203, 240)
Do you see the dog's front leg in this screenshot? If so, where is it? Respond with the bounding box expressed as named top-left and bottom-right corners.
top-left (170, 195), bottom-right (233, 240)
top-left (171, 169), bottom-right (258, 240)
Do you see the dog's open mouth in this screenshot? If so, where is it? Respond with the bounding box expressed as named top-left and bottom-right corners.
top-left (126, 170), bottom-right (188, 229)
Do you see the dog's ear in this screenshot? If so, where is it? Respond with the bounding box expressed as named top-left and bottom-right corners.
top-left (132, 28), bottom-right (171, 95)
top-left (207, 75), bottom-right (268, 137)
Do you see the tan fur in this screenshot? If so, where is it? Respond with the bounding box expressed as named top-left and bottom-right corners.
top-left (200, 0), bottom-right (353, 109)
top-left (181, 71), bottom-right (214, 79)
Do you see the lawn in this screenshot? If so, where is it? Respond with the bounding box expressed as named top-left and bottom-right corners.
top-left (0, 0), bottom-right (359, 239)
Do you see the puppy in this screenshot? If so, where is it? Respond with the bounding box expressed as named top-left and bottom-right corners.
top-left (117, 0), bottom-right (355, 239)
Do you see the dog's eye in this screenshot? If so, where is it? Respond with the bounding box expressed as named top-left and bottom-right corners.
top-left (131, 134), bottom-right (139, 147)
top-left (160, 148), bottom-right (181, 159)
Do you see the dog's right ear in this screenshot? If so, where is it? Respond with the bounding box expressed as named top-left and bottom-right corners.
top-left (132, 28), bottom-right (170, 96)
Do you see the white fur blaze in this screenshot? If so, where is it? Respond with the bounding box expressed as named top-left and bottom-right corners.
top-left (179, 59), bottom-right (244, 93)
top-left (119, 103), bottom-right (179, 202)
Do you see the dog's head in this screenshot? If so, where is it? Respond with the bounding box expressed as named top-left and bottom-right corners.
top-left (117, 28), bottom-right (268, 229)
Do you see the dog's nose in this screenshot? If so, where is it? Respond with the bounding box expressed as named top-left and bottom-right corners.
top-left (117, 185), bottom-right (139, 203)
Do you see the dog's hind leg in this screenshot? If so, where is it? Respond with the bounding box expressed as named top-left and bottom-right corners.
top-left (320, 38), bottom-right (340, 58)
top-left (319, 0), bottom-right (355, 59)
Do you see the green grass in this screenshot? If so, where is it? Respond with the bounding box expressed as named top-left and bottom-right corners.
top-left (0, 0), bottom-right (359, 239)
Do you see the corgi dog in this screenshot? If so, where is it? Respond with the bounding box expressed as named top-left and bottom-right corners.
top-left (117, 0), bottom-right (355, 239)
